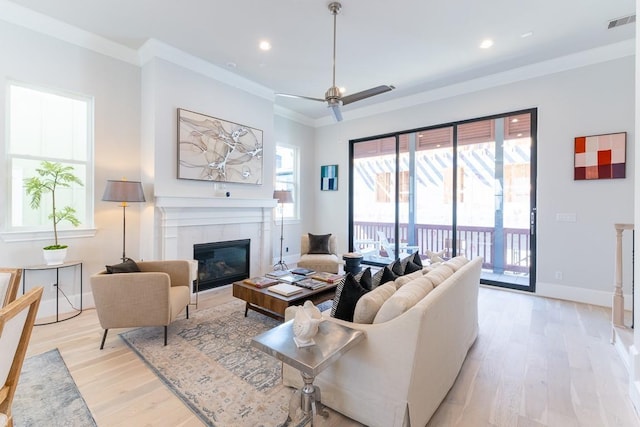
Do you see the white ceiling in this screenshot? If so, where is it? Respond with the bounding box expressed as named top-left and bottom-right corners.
top-left (4, 0), bottom-right (636, 122)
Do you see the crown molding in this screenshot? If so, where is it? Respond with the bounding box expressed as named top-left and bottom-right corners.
top-left (1, 1), bottom-right (634, 129)
top-left (137, 39), bottom-right (274, 102)
top-left (0, 0), bottom-right (139, 65)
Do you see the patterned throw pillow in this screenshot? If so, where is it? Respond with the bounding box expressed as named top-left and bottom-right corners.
top-left (333, 273), bottom-right (370, 322)
top-left (308, 233), bottom-right (332, 254)
top-left (330, 268), bottom-right (372, 317)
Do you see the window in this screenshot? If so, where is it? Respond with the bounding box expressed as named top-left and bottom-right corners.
top-left (7, 83), bottom-right (93, 232)
top-left (275, 144), bottom-right (298, 220)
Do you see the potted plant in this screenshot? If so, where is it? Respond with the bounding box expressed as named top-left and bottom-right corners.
top-left (25, 161), bottom-right (83, 265)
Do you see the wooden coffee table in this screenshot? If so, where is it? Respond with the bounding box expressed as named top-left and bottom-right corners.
top-left (232, 281), bottom-right (337, 320)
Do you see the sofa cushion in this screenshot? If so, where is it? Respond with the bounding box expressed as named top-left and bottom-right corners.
top-left (353, 282), bottom-right (397, 324)
top-left (394, 269), bottom-right (424, 288)
top-left (106, 258), bottom-right (140, 274)
top-left (426, 264), bottom-right (454, 287)
top-left (333, 273), bottom-right (370, 322)
top-left (443, 256), bottom-right (469, 272)
top-left (308, 233), bottom-right (332, 254)
top-left (373, 276), bottom-right (434, 323)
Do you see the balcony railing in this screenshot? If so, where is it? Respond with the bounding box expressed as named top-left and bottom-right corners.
top-left (353, 221), bottom-right (530, 274)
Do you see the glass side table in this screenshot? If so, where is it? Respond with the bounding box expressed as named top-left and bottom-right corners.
top-left (22, 260), bottom-right (83, 325)
top-left (252, 319), bottom-right (365, 426)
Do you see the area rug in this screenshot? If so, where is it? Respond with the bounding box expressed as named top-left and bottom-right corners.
top-left (13, 348), bottom-right (97, 427)
top-left (120, 299), bottom-right (294, 426)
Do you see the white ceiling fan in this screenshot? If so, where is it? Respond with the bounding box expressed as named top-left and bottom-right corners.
top-left (276, 2), bottom-right (395, 122)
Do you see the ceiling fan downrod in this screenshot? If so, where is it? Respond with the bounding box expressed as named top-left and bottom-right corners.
top-left (326, 2), bottom-right (342, 102)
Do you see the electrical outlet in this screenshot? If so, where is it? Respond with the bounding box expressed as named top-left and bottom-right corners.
top-left (286, 247), bottom-right (289, 253)
top-left (555, 271), bottom-right (563, 280)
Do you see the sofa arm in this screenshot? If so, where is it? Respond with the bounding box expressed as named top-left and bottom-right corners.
top-left (90, 272), bottom-right (172, 329)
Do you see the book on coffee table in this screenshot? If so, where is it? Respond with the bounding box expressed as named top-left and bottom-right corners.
top-left (243, 276), bottom-right (279, 288)
top-left (296, 278), bottom-right (327, 290)
top-left (290, 267), bottom-right (316, 276)
top-left (268, 283), bottom-right (304, 297)
top-left (265, 270), bottom-right (291, 279)
top-left (311, 272), bottom-right (344, 284)
top-left (277, 273), bottom-right (306, 284)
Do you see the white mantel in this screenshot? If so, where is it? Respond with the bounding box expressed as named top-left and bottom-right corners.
top-left (154, 196), bottom-right (278, 279)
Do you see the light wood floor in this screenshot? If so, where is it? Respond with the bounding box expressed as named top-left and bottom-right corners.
top-left (25, 285), bottom-right (640, 427)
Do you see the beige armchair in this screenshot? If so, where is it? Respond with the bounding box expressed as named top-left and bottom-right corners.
top-left (90, 260), bottom-right (191, 349)
top-left (297, 233), bottom-right (341, 274)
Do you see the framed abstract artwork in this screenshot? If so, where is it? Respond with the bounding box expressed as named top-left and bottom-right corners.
top-left (177, 108), bottom-right (263, 184)
top-left (574, 132), bottom-right (626, 180)
top-left (320, 165), bottom-right (338, 191)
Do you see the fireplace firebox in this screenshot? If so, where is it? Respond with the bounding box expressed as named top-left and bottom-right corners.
top-left (193, 239), bottom-right (250, 292)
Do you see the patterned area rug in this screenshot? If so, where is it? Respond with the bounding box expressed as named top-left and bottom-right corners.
top-left (120, 299), bottom-right (293, 426)
top-left (13, 348), bottom-right (97, 427)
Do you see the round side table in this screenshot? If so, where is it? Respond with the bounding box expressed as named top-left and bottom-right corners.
top-left (342, 252), bottom-right (363, 275)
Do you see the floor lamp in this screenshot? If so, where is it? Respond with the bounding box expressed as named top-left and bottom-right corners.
top-left (273, 190), bottom-right (293, 271)
top-left (102, 179), bottom-right (146, 262)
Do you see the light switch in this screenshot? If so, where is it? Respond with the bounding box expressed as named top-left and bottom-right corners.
top-left (556, 213), bottom-right (577, 222)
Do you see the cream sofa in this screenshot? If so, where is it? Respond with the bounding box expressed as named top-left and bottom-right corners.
top-left (283, 256), bottom-right (482, 427)
top-left (296, 233), bottom-right (341, 273)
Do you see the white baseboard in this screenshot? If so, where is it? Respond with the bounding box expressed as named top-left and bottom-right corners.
top-left (629, 345), bottom-right (640, 419)
top-left (36, 290), bottom-right (94, 321)
top-left (536, 281), bottom-right (632, 309)
top-left (271, 253), bottom-right (301, 269)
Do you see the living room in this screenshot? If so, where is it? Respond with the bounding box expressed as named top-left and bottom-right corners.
top-left (1, 0), bottom-right (639, 425)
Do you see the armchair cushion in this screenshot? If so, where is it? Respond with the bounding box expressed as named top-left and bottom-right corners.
top-left (106, 258), bottom-right (140, 274)
top-left (308, 233), bottom-right (332, 254)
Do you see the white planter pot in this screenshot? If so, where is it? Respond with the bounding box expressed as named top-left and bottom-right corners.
top-left (43, 247), bottom-right (67, 265)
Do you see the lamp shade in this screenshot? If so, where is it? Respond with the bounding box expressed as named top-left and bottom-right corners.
top-left (273, 190), bottom-right (293, 203)
top-left (102, 180), bottom-right (146, 203)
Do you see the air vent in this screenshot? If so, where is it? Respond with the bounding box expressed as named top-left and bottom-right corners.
top-left (608, 14), bottom-right (636, 29)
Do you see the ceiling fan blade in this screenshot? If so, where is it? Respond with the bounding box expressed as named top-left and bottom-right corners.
top-left (328, 102), bottom-right (343, 122)
top-left (275, 93), bottom-right (326, 103)
top-left (341, 85), bottom-right (395, 106)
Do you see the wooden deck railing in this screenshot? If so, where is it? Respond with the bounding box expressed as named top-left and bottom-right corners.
top-left (353, 221), bottom-right (530, 273)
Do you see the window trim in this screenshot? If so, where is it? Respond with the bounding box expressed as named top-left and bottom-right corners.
top-left (5, 81), bottom-right (96, 237)
top-left (275, 143), bottom-right (300, 223)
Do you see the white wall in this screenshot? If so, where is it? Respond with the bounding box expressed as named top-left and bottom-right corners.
top-left (138, 58), bottom-right (277, 261)
top-left (0, 20), bottom-right (141, 317)
top-left (273, 115), bottom-right (316, 264)
top-left (313, 56), bottom-right (635, 307)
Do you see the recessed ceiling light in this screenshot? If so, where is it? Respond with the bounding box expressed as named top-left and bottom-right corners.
top-left (259, 40), bottom-right (271, 51)
top-left (521, 31), bottom-right (534, 38)
top-left (511, 118), bottom-right (519, 123)
top-left (517, 133), bottom-right (523, 137)
top-left (226, 62), bottom-right (237, 69)
top-left (479, 39), bottom-right (494, 49)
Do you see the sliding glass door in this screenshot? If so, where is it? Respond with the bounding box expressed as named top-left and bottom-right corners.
top-left (349, 109), bottom-right (537, 291)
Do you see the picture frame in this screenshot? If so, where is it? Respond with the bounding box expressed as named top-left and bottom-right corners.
top-left (574, 132), bottom-right (626, 180)
top-left (177, 108), bottom-right (263, 184)
top-left (320, 164), bottom-right (338, 191)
